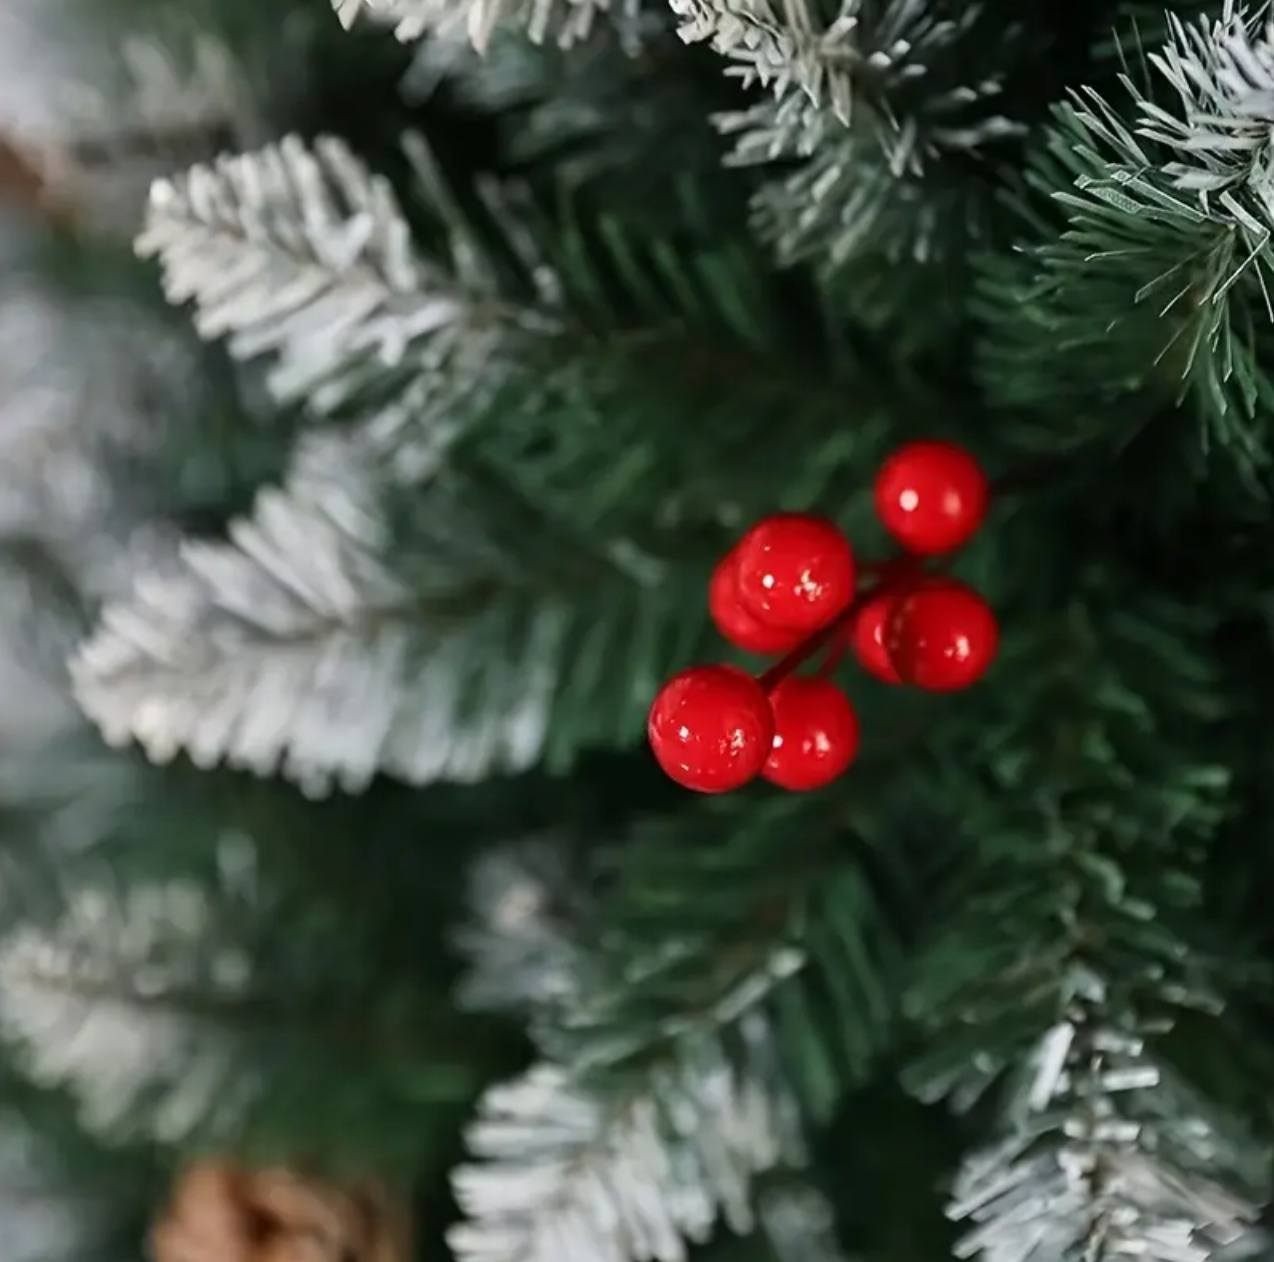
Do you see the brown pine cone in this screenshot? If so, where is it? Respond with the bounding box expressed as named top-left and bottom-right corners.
top-left (0, 131), bottom-right (79, 227)
top-left (151, 1160), bottom-right (411, 1262)
top-left (0, 134), bottom-right (48, 212)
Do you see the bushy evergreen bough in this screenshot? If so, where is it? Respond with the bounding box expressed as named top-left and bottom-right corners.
top-left (979, 3), bottom-right (1274, 478)
top-left (2, 0), bottom-right (1274, 1261)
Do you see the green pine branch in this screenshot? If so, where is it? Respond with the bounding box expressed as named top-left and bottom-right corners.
top-left (332, 0), bottom-right (643, 52)
top-left (73, 133), bottom-right (920, 792)
top-left (0, 1081), bottom-right (154, 1262)
top-left (976, 4), bottom-right (1274, 483)
top-left (697, 0), bottom-right (1022, 273)
top-left (449, 796), bottom-right (903, 1262)
top-left (135, 133), bottom-right (530, 418)
top-left (407, 25), bottom-right (722, 207)
top-left (904, 577), bottom-right (1271, 1262)
top-left (0, 753), bottom-right (493, 1167)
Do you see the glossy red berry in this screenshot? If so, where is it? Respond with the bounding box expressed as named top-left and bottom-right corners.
top-left (735, 514), bottom-right (855, 633)
top-left (709, 549), bottom-right (803, 655)
top-left (887, 582), bottom-right (998, 692)
top-left (762, 677), bottom-right (860, 791)
top-left (648, 665), bottom-right (774, 793)
top-left (875, 440), bottom-right (989, 555)
top-left (849, 591), bottom-right (903, 684)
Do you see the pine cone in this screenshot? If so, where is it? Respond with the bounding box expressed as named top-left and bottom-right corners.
top-left (0, 131), bottom-right (78, 226)
top-left (0, 134), bottom-right (47, 212)
top-left (151, 1160), bottom-right (411, 1262)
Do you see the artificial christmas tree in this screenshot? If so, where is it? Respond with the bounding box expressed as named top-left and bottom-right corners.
top-left (2, 1), bottom-right (1274, 1261)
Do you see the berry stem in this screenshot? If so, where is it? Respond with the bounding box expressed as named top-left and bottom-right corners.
top-left (817, 638), bottom-right (848, 678)
top-left (755, 554), bottom-right (938, 693)
top-left (758, 588), bottom-right (875, 693)
top-left (865, 553), bottom-right (924, 586)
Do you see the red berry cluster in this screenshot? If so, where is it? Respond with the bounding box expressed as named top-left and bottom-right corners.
top-left (648, 441), bottom-right (998, 794)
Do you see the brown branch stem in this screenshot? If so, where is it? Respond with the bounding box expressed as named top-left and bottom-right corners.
top-left (754, 553), bottom-right (929, 692)
top-left (757, 587), bottom-right (876, 693)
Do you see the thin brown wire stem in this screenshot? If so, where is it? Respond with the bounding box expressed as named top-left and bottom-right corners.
top-left (757, 587), bottom-right (877, 693)
top-left (755, 553), bottom-right (935, 692)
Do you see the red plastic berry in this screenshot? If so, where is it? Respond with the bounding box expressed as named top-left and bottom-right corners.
top-left (875, 440), bottom-right (989, 555)
top-left (735, 514), bottom-right (856, 633)
top-left (648, 665), bottom-right (775, 793)
top-left (762, 677), bottom-right (860, 791)
top-left (709, 549), bottom-right (803, 655)
top-left (887, 582), bottom-right (998, 692)
top-left (849, 591), bottom-right (903, 684)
